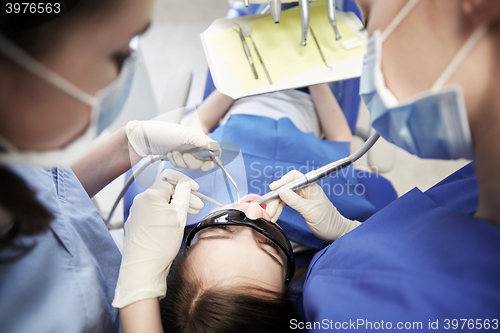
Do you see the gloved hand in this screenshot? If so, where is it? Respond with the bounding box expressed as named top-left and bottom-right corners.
top-left (266, 170), bottom-right (361, 242)
top-left (126, 120), bottom-right (219, 171)
top-left (112, 169), bottom-right (203, 308)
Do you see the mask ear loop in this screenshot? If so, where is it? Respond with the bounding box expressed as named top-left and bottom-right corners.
top-left (431, 25), bottom-right (488, 91)
top-left (380, 0), bottom-right (421, 42)
top-left (0, 34), bottom-right (97, 107)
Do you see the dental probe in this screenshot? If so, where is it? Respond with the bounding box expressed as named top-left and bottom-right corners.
top-left (212, 152), bottom-right (241, 204)
top-left (309, 26), bottom-right (331, 69)
top-left (178, 146), bottom-right (241, 204)
top-left (235, 23), bottom-right (259, 79)
top-left (242, 24), bottom-right (273, 84)
top-left (162, 177), bottom-right (225, 207)
top-left (298, 0), bottom-right (310, 46)
top-left (327, 0), bottom-right (342, 40)
top-left (251, 132), bottom-right (380, 205)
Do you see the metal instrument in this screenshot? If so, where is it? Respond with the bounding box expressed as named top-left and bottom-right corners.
top-left (270, 0), bottom-right (281, 23)
top-left (162, 177), bottom-right (225, 207)
top-left (251, 133), bottom-right (380, 205)
top-left (235, 23), bottom-right (258, 79)
top-left (298, 0), bottom-right (310, 46)
top-left (242, 24), bottom-right (273, 84)
top-left (309, 26), bottom-right (331, 70)
top-left (327, 0), bottom-right (342, 40)
top-left (185, 146), bottom-right (241, 204)
top-left (211, 151), bottom-right (241, 204)
top-left (105, 144), bottom-right (241, 226)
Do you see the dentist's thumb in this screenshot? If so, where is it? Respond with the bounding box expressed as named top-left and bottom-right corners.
top-left (279, 189), bottom-right (307, 213)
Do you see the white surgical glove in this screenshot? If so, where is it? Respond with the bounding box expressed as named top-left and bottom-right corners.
top-left (112, 169), bottom-right (203, 308)
top-left (266, 170), bottom-right (361, 242)
top-left (126, 120), bottom-right (219, 171)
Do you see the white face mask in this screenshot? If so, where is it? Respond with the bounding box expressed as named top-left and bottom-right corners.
top-left (0, 34), bottom-right (138, 167)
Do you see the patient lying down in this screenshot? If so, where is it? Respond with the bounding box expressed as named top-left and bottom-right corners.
top-left (159, 194), bottom-right (298, 333)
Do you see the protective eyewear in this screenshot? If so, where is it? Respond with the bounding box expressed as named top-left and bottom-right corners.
top-left (186, 209), bottom-right (295, 285)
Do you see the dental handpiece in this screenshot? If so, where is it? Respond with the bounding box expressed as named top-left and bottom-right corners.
top-left (298, 0), bottom-right (310, 46)
top-left (270, 0), bottom-right (281, 23)
top-left (327, 0), bottom-right (342, 40)
top-left (251, 157), bottom-right (352, 205)
top-left (251, 132), bottom-right (380, 205)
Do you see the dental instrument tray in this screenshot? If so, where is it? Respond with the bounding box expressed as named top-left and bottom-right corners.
top-left (200, 0), bottom-right (367, 99)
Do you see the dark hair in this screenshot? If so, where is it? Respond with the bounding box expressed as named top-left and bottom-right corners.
top-left (160, 250), bottom-right (299, 333)
top-left (0, 0), bottom-right (120, 59)
top-left (0, 166), bottom-right (53, 262)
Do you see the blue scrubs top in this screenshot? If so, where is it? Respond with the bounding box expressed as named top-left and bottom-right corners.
top-left (301, 163), bottom-right (500, 331)
top-left (0, 166), bottom-right (121, 333)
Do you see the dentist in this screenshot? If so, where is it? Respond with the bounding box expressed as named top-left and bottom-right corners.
top-left (270, 0), bottom-right (500, 329)
top-left (0, 1), bottom-right (214, 332)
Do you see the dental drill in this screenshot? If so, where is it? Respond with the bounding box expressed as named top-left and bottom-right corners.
top-left (298, 0), bottom-right (310, 46)
top-left (251, 132), bottom-right (380, 205)
top-left (327, 0), bottom-right (342, 40)
top-left (270, 0), bottom-right (281, 23)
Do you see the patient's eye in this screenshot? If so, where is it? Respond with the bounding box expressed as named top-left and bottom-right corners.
top-left (258, 238), bottom-right (285, 266)
top-left (198, 225), bottom-right (236, 238)
top-left (213, 225), bottom-right (230, 230)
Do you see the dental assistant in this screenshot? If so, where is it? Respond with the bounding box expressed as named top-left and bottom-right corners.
top-left (269, 0), bottom-right (500, 329)
top-left (0, 1), bottom-right (215, 332)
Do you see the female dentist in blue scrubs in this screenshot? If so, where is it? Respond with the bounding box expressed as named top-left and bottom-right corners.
top-left (0, 1), bottom-right (215, 332)
top-left (269, 0), bottom-right (500, 330)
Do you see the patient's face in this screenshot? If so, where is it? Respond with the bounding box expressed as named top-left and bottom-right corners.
top-left (187, 194), bottom-right (287, 293)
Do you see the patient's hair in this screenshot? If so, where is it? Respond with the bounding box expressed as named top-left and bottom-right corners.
top-left (160, 250), bottom-right (298, 333)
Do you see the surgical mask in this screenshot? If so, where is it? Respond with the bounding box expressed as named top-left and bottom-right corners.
top-left (0, 34), bottom-right (137, 167)
top-left (360, 0), bottom-right (488, 160)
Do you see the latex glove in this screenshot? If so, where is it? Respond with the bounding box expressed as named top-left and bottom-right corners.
top-left (266, 170), bottom-right (361, 242)
top-left (112, 169), bottom-right (203, 308)
top-left (126, 120), bottom-right (219, 171)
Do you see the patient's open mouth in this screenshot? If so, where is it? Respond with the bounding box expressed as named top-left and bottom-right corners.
top-left (241, 195), bottom-right (267, 209)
